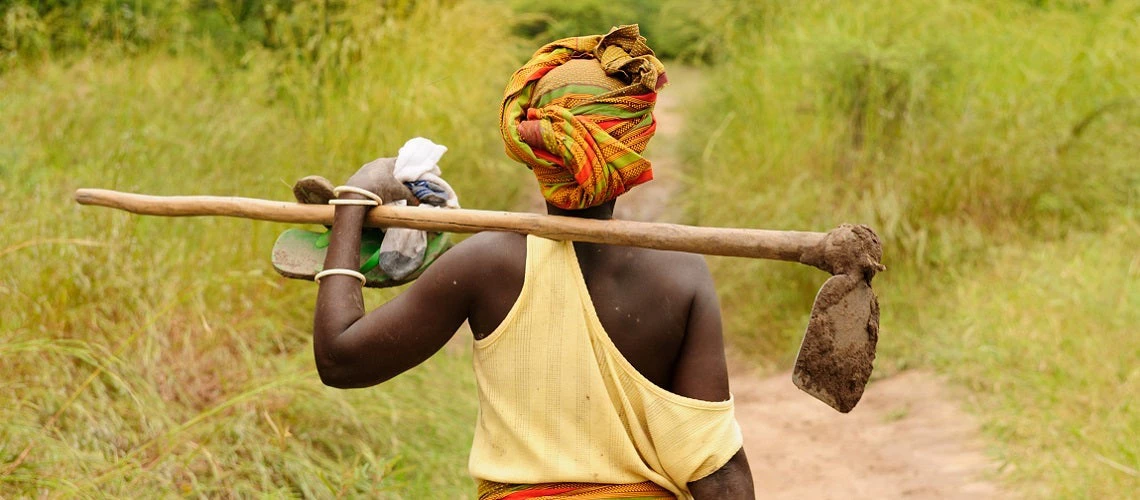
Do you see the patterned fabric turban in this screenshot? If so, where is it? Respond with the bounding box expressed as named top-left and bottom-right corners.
top-left (499, 24), bottom-right (667, 210)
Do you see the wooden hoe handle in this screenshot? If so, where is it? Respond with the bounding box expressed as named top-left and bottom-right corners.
top-left (74, 188), bottom-right (827, 264)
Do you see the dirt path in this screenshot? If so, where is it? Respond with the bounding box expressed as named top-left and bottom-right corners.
top-left (639, 67), bottom-right (1009, 498)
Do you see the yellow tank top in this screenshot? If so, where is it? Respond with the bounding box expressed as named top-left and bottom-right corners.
top-left (469, 236), bottom-right (743, 498)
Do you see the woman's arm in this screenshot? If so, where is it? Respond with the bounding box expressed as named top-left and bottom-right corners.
top-left (312, 194), bottom-right (478, 387)
top-left (311, 160), bottom-right (476, 388)
top-left (672, 258), bottom-right (756, 498)
top-left (689, 448), bottom-right (754, 499)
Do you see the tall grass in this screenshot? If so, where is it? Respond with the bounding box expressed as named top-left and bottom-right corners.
top-left (680, 0), bottom-right (1139, 495)
top-left (926, 221), bottom-right (1140, 497)
top-left (1, 1), bottom-right (528, 496)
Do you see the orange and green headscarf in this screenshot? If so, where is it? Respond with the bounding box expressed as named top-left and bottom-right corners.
top-left (500, 25), bottom-right (667, 210)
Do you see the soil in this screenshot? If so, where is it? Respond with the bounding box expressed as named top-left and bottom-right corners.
top-left (731, 366), bottom-right (1007, 499)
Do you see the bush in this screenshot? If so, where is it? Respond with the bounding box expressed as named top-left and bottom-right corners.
top-left (507, 0), bottom-right (757, 63)
top-left (1, 0), bottom-right (186, 66)
top-left (0, 0), bottom-right (455, 70)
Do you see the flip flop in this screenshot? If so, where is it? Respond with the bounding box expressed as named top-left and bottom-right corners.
top-left (271, 228), bottom-right (452, 288)
top-left (292, 175), bottom-right (335, 205)
top-left (274, 175), bottom-right (453, 287)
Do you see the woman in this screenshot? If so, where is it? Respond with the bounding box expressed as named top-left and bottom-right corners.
top-left (311, 25), bottom-right (753, 499)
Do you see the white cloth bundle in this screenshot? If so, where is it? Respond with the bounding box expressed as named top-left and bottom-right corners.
top-left (378, 138), bottom-right (460, 280)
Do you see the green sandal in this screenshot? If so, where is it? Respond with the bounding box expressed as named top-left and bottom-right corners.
top-left (271, 175), bottom-right (454, 288)
top-left (271, 228), bottom-right (452, 288)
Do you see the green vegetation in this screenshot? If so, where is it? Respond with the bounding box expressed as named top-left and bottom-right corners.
top-left (1, 1), bottom-right (525, 496)
top-left (507, 0), bottom-right (751, 63)
top-left (680, 0), bottom-right (1139, 495)
top-left (926, 223), bottom-right (1139, 497)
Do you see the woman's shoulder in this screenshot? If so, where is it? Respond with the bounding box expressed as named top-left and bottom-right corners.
top-left (438, 232), bottom-right (527, 281)
top-left (455, 232), bottom-right (527, 261)
top-left (632, 247), bottom-right (713, 286)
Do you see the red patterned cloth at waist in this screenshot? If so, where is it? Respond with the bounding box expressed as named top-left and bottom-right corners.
top-left (477, 480), bottom-right (675, 499)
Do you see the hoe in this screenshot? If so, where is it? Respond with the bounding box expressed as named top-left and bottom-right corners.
top-left (74, 188), bottom-right (884, 413)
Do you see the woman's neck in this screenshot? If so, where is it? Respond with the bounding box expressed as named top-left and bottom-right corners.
top-left (545, 201), bottom-right (615, 220)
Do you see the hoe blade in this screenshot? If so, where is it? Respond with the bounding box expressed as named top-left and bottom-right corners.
top-left (792, 274), bottom-right (879, 413)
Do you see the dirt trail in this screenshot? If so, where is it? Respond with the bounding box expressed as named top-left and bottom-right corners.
top-left (639, 67), bottom-right (1009, 498)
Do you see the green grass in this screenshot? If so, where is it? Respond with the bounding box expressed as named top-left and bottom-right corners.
top-left (679, 0), bottom-right (1139, 496)
top-left (1, 1), bottom-right (529, 496)
top-left (925, 222), bottom-right (1140, 497)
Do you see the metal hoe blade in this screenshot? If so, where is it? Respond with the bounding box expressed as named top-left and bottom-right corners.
top-left (792, 274), bottom-right (879, 413)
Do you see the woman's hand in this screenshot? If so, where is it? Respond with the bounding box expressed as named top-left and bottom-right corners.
top-left (343, 157), bottom-right (418, 205)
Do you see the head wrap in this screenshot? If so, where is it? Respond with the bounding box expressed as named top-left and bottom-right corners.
top-left (500, 25), bottom-right (667, 210)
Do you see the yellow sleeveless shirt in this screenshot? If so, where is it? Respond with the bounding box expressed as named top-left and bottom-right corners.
top-left (469, 236), bottom-right (743, 498)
